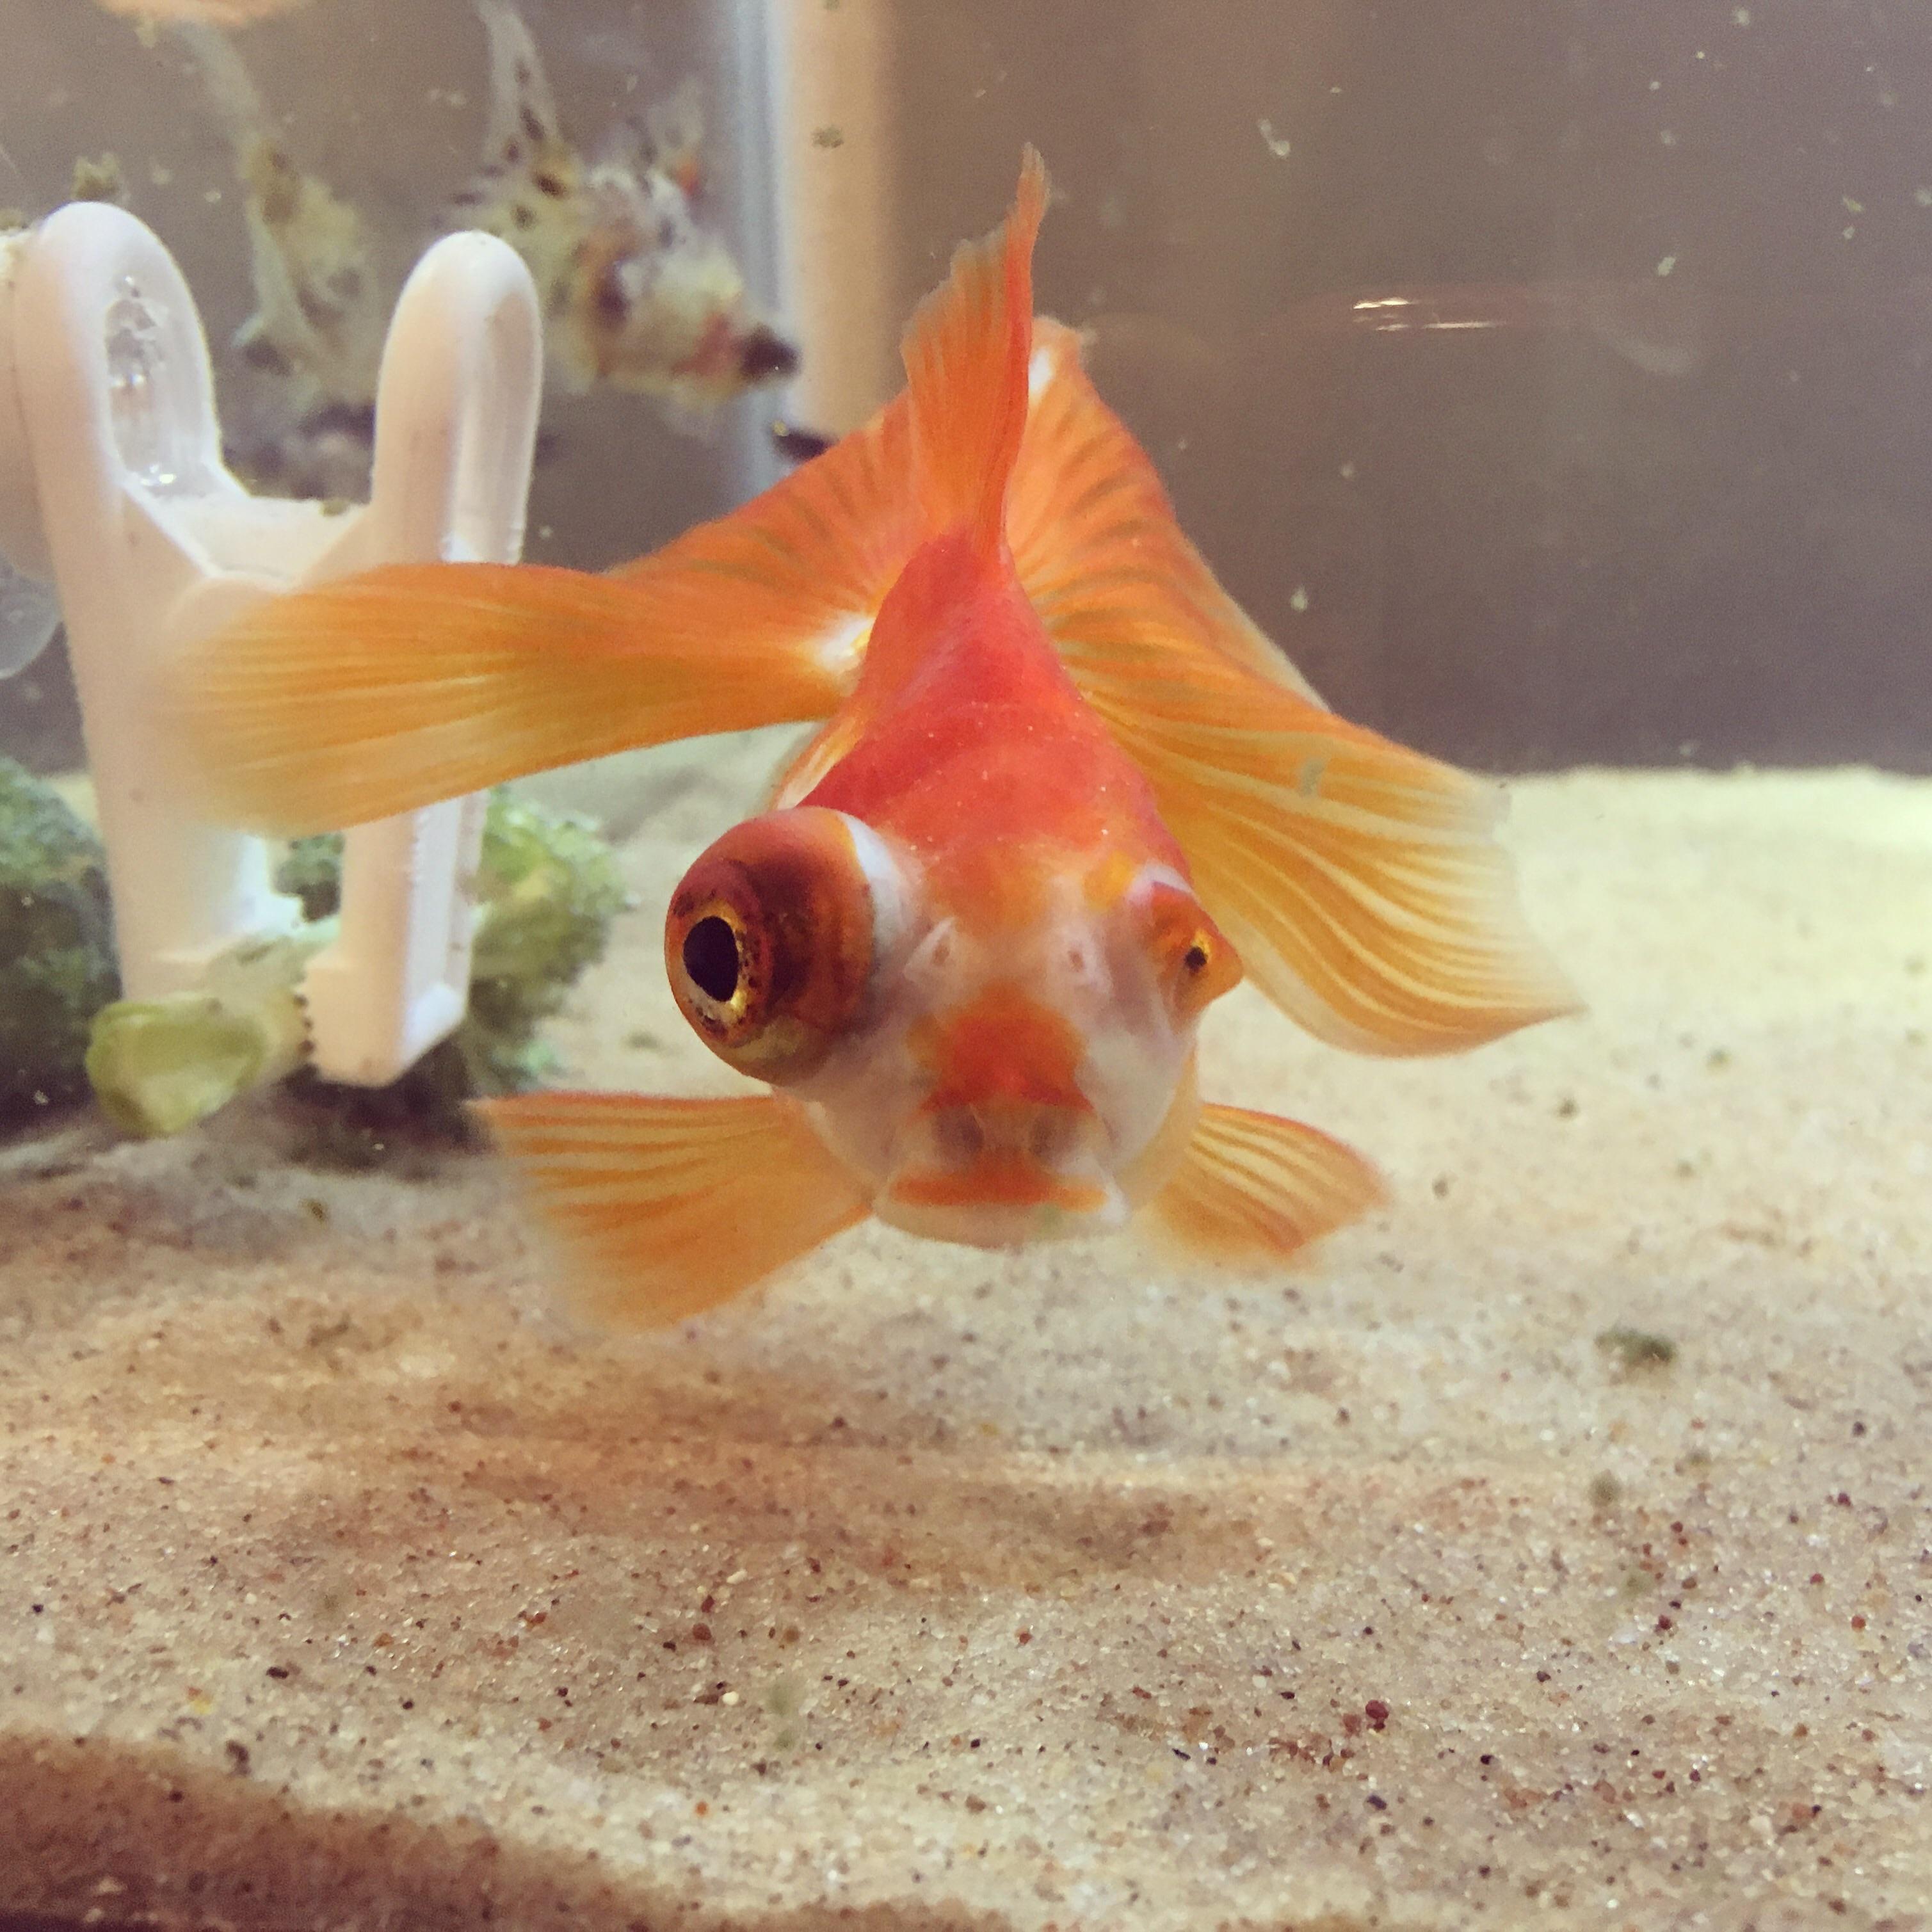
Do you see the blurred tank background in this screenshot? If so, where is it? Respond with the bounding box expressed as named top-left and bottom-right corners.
top-left (1, 0), bottom-right (1929, 773)
top-left (877, 0), bottom-right (1932, 772)
top-left (0, 0), bottom-right (794, 769)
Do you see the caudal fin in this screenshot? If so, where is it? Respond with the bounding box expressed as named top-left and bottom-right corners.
top-left (102, 1), bottom-right (311, 19)
top-left (1012, 319), bottom-right (1323, 702)
top-left (902, 147), bottom-right (1047, 552)
top-left (1100, 666), bottom-right (1581, 1056)
top-left (1147, 1102), bottom-right (1386, 1262)
top-left (1009, 321), bottom-right (1580, 1056)
top-left (172, 561), bottom-right (849, 835)
top-left (474, 1090), bottom-right (871, 1326)
top-left (172, 157), bottom-right (1054, 838)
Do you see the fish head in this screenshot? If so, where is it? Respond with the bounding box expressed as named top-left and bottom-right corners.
top-left (664, 809), bottom-right (1241, 1249)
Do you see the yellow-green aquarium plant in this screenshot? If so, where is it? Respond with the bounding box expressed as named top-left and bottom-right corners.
top-left (83, 789), bottom-right (628, 1144)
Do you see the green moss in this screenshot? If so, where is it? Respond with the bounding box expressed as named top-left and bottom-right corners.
top-left (275, 832), bottom-right (345, 922)
top-left (276, 791), bottom-right (629, 1147)
top-left (69, 152), bottom-right (127, 205)
top-left (0, 758), bottom-right (119, 1123)
top-left (462, 793), bottom-right (631, 1093)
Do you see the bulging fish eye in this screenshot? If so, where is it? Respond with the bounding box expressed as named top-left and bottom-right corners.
top-left (1142, 881), bottom-right (1242, 1020)
top-left (664, 807), bottom-right (883, 1084)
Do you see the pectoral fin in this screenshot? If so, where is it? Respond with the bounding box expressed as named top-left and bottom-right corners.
top-left (473, 1090), bottom-right (871, 1326)
top-left (1146, 1102), bottom-right (1386, 1262)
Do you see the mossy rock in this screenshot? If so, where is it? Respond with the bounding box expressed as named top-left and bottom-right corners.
top-left (0, 757), bottom-right (119, 1123)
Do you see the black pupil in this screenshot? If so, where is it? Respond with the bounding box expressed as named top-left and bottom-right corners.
top-left (683, 917), bottom-right (741, 1003)
top-left (1183, 943), bottom-right (1209, 973)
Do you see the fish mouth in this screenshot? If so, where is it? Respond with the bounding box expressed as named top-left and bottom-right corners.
top-left (874, 1102), bottom-right (1126, 1248)
top-left (876, 1175), bottom-right (1127, 1250)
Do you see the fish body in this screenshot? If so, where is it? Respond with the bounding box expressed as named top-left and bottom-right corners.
top-left (174, 153), bottom-right (1578, 1325)
top-left (701, 524), bottom-right (1221, 1250)
top-left (780, 686), bottom-right (1212, 1247)
top-left (648, 158), bottom-right (1259, 1260)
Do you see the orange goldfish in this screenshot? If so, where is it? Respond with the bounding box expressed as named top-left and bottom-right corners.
top-left (97, 0), bottom-right (310, 22)
top-left (173, 151), bottom-right (1577, 1324)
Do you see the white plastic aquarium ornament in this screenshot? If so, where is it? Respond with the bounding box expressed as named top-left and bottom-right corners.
top-left (0, 201), bottom-right (543, 1088)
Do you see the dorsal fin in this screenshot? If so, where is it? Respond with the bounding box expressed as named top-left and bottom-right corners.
top-left (901, 146), bottom-right (1047, 554)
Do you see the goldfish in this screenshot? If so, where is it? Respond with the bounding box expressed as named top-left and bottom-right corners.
top-left (97, 0), bottom-right (310, 22)
top-left (172, 152), bottom-right (1577, 1326)
top-left (447, 0), bottom-right (796, 410)
top-left (177, 21), bottom-right (385, 419)
top-left (171, 0), bottom-right (794, 481)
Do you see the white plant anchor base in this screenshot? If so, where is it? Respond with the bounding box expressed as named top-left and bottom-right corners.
top-left (0, 203), bottom-right (543, 1088)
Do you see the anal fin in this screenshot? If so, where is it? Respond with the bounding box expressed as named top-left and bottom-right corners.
top-left (1145, 1102), bottom-right (1385, 1263)
top-left (474, 1090), bottom-right (871, 1326)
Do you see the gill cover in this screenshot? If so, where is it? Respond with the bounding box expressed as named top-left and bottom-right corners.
top-left (665, 807), bottom-right (899, 1083)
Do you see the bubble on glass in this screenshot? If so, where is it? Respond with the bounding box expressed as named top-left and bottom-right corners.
top-left (103, 274), bottom-right (205, 495)
top-left (0, 555), bottom-right (60, 678)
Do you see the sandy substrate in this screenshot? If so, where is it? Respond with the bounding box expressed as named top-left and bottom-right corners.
top-left (1, 758), bottom-right (1929, 1931)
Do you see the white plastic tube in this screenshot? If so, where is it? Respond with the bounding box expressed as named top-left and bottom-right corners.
top-left (0, 203), bottom-right (543, 1088)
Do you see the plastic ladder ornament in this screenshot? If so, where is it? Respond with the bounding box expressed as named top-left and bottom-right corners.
top-left (0, 202), bottom-right (543, 1086)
